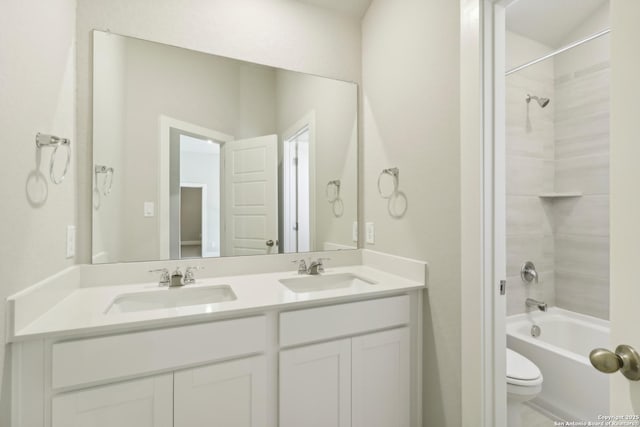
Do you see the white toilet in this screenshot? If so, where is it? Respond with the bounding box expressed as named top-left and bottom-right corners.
top-left (506, 348), bottom-right (543, 427)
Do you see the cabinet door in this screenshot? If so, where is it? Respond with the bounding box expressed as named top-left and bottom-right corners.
top-left (174, 355), bottom-right (267, 427)
top-left (279, 339), bottom-right (351, 427)
top-left (352, 328), bottom-right (410, 427)
top-left (52, 373), bottom-right (173, 427)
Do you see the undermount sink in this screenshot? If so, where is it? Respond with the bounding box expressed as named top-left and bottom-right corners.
top-left (105, 285), bottom-right (237, 314)
top-left (279, 273), bottom-right (377, 293)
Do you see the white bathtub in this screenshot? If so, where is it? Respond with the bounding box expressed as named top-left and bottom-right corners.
top-left (507, 307), bottom-right (610, 421)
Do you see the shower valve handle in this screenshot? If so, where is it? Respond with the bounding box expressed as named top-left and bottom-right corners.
top-left (589, 345), bottom-right (640, 381)
top-left (520, 261), bottom-right (538, 284)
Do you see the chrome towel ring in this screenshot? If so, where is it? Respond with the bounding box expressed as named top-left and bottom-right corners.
top-left (326, 179), bottom-right (343, 217)
top-left (36, 133), bottom-right (71, 184)
top-left (95, 165), bottom-right (114, 196)
top-left (326, 180), bottom-right (341, 203)
top-left (377, 167), bottom-right (399, 198)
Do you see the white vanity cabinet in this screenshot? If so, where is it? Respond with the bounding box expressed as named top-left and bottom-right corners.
top-left (280, 339), bottom-right (352, 427)
top-left (279, 296), bottom-right (411, 427)
top-left (16, 316), bottom-right (268, 427)
top-left (351, 328), bottom-right (410, 427)
top-left (52, 374), bottom-right (173, 427)
top-left (51, 356), bottom-right (267, 427)
top-left (174, 356), bottom-right (267, 427)
top-left (12, 292), bottom-right (422, 427)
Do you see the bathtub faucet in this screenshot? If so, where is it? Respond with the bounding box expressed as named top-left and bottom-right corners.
top-left (525, 298), bottom-right (548, 312)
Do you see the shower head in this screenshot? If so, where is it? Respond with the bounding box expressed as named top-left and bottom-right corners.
top-left (526, 94), bottom-right (550, 108)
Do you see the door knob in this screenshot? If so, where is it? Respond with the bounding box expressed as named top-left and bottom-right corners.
top-left (589, 345), bottom-right (640, 381)
top-left (266, 240), bottom-right (275, 247)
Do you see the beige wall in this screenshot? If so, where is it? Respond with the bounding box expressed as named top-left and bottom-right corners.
top-left (92, 30), bottom-right (360, 261)
top-left (610, 0), bottom-right (640, 415)
top-left (116, 36), bottom-right (277, 262)
top-left (92, 32), bottom-right (126, 263)
top-left (77, 0), bottom-right (363, 264)
top-left (275, 71), bottom-right (358, 251)
top-left (362, 0), bottom-right (462, 425)
top-left (0, 0), bottom-right (77, 420)
top-left (1, 1), bottom-right (474, 425)
top-left (459, 0), bottom-right (483, 424)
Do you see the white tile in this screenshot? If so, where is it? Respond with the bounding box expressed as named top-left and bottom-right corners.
top-left (506, 156), bottom-right (553, 196)
top-left (555, 234), bottom-right (609, 280)
top-left (554, 68), bottom-right (610, 160)
top-left (506, 234), bottom-right (553, 279)
top-left (555, 154), bottom-right (609, 195)
top-left (507, 196), bottom-right (554, 236)
top-left (555, 270), bottom-right (609, 320)
top-left (506, 73), bottom-right (555, 160)
top-left (553, 195), bottom-right (609, 237)
top-left (555, 121), bottom-right (609, 160)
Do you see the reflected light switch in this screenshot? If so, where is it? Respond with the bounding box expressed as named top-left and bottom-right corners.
top-left (366, 222), bottom-right (375, 244)
top-left (144, 202), bottom-right (155, 217)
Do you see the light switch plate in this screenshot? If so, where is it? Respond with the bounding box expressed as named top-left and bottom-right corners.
top-left (352, 221), bottom-right (358, 242)
top-left (144, 202), bottom-right (155, 217)
top-left (366, 222), bottom-right (375, 244)
top-left (66, 225), bottom-right (76, 258)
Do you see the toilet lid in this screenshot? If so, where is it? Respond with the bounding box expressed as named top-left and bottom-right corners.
top-left (506, 349), bottom-right (542, 384)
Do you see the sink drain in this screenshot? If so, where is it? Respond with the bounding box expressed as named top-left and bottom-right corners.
top-left (531, 324), bottom-right (541, 337)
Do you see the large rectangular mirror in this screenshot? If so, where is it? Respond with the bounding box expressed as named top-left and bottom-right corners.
top-left (92, 31), bottom-right (358, 264)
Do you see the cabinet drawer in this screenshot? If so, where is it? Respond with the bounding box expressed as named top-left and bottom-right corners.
top-left (279, 295), bottom-right (409, 347)
top-left (52, 316), bottom-right (266, 389)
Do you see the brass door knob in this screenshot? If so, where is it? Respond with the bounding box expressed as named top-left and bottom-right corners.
top-left (589, 345), bottom-right (640, 381)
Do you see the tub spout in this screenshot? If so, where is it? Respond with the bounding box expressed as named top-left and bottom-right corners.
top-left (526, 298), bottom-right (547, 312)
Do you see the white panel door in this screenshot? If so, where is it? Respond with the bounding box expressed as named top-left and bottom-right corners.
top-left (352, 328), bottom-right (410, 427)
top-left (51, 374), bottom-right (173, 427)
top-left (610, 1), bottom-right (640, 416)
top-left (174, 356), bottom-right (267, 427)
top-left (279, 339), bottom-right (351, 427)
top-left (223, 135), bottom-right (278, 256)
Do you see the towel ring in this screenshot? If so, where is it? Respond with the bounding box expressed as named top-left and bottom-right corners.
top-left (36, 133), bottom-right (71, 185)
top-left (377, 167), bottom-right (399, 198)
top-left (95, 165), bottom-right (115, 196)
top-left (332, 198), bottom-right (344, 217)
top-left (326, 180), bottom-right (341, 203)
top-left (104, 167), bottom-right (114, 195)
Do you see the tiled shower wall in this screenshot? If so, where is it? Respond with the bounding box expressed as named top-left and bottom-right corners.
top-left (553, 52), bottom-right (610, 320)
top-left (505, 32), bottom-right (556, 316)
top-left (505, 29), bottom-right (610, 319)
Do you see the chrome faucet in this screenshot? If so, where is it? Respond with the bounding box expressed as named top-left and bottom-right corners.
top-left (293, 259), bottom-right (308, 274)
top-left (169, 267), bottom-right (184, 287)
top-left (149, 268), bottom-right (171, 286)
top-left (293, 258), bottom-right (331, 275)
top-left (183, 266), bottom-right (203, 285)
top-left (526, 298), bottom-right (548, 312)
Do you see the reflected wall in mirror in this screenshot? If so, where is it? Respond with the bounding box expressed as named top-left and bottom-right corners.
top-left (92, 31), bottom-right (358, 264)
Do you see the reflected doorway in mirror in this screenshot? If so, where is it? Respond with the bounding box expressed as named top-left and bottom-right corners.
top-left (283, 112), bottom-right (317, 253)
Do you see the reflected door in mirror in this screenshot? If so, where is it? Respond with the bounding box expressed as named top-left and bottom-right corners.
top-left (223, 135), bottom-right (279, 256)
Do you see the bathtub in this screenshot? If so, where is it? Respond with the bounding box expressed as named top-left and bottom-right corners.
top-left (507, 307), bottom-right (610, 421)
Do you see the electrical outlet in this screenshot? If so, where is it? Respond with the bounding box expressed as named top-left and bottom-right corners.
top-left (352, 221), bottom-right (358, 242)
top-left (144, 201), bottom-right (155, 217)
top-left (66, 225), bottom-right (76, 258)
top-left (366, 222), bottom-right (375, 244)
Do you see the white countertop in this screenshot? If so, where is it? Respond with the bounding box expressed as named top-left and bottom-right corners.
top-left (12, 265), bottom-right (424, 341)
